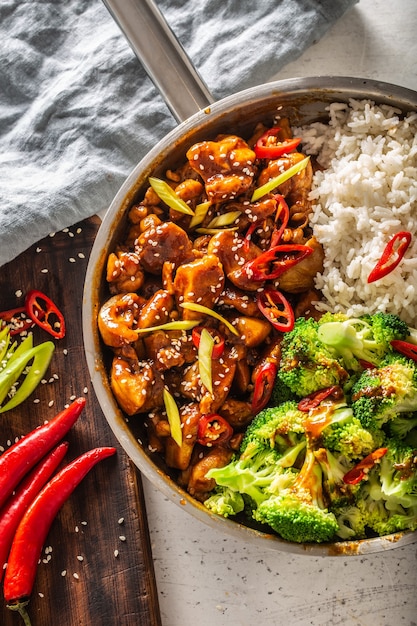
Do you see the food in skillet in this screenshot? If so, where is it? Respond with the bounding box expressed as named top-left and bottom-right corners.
top-left (98, 100), bottom-right (417, 543)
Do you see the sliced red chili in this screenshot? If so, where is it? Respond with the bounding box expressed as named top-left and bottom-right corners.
top-left (243, 219), bottom-right (262, 252)
top-left (0, 307), bottom-right (33, 336)
top-left (257, 287), bottom-right (295, 333)
top-left (192, 326), bottom-right (225, 359)
top-left (270, 194), bottom-right (290, 248)
top-left (390, 339), bottom-right (417, 362)
top-left (243, 244), bottom-right (313, 282)
top-left (343, 448), bottom-right (388, 485)
top-left (197, 414), bottom-right (233, 446)
top-left (367, 231), bottom-right (412, 283)
top-left (298, 385), bottom-right (342, 412)
top-left (358, 359), bottom-right (375, 370)
top-left (254, 127), bottom-right (301, 159)
top-left (25, 290), bottom-right (66, 339)
top-left (251, 361), bottom-right (278, 414)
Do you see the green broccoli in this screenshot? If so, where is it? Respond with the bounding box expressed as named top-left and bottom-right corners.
top-left (333, 504), bottom-right (367, 540)
top-left (205, 447), bottom-right (285, 509)
top-left (278, 316), bottom-right (348, 398)
top-left (351, 354), bottom-right (417, 430)
top-left (317, 312), bottom-right (412, 371)
top-left (314, 447), bottom-right (353, 504)
top-left (386, 414), bottom-right (417, 440)
top-left (379, 437), bottom-right (417, 509)
top-left (321, 414), bottom-right (385, 460)
top-left (253, 446), bottom-right (339, 543)
top-left (355, 468), bottom-right (389, 532)
top-left (203, 486), bottom-right (245, 518)
top-left (240, 401), bottom-right (307, 464)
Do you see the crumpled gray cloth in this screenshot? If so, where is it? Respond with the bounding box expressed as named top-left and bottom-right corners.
top-left (0, 0), bottom-right (357, 267)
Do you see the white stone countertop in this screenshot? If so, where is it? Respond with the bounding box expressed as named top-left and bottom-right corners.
top-left (143, 2), bottom-right (417, 625)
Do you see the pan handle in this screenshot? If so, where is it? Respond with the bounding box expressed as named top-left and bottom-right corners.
top-left (102, 0), bottom-right (215, 123)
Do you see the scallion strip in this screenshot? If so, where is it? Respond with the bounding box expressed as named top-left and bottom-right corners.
top-left (189, 200), bottom-right (211, 228)
top-left (195, 227), bottom-right (239, 235)
top-left (251, 156), bottom-right (310, 202)
top-left (135, 320), bottom-right (201, 334)
top-left (149, 177), bottom-right (195, 216)
top-left (180, 302), bottom-right (239, 336)
top-left (163, 388), bottom-right (182, 447)
top-left (198, 328), bottom-right (214, 394)
top-left (206, 211), bottom-right (242, 229)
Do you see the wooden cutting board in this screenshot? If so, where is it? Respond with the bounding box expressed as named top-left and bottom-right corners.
top-left (0, 217), bottom-right (162, 626)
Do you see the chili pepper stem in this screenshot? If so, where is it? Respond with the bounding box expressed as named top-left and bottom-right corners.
top-left (7, 600), bottom-right (32, 626)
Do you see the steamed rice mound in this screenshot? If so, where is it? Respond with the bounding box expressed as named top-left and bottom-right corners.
top-left (297, 99), bottom-right (417, 326)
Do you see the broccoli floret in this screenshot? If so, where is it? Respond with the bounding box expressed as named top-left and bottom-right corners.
top-left (355, 469), bottom-right (389, 532)
top-left (333, 504), bottom-right (367, 540)
top-left (351, 354), bottom-right (417, 430)
top-left (204, 486), bottom-right (245, 518)
top-left (317, 312), bottom-right (412, 371)
top-left (314, 447), bottom-right (353, 505)
top-left (379, 438), bottom-right (417, 509)
top-left (352, 438), bottom-right (417, 536)
top-left (367, 312), bottom-right (410, 346)
top-left (371, 506), bottom-right (417, 535)
top-left (206, 448), bottom-right (284, 508)
top-left (240, 401), bottom-right (306, 460)
top-left (387, 414), bottom-right (417, 440)
top-left (278, 317), bottom-right (348, 398)
top-left (271, 375), bottom-right (293, 406)
top-left (253, 446), bottom-right (339, 543)
top-left (321, 415), bottom-right (385, 460)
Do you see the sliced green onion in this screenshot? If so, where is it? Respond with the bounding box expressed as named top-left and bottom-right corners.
top-left (180, 302), bottom-right (239, 336)
top-left (206, 211), bottom-right (242, 229)
top-left (198, 328), bottom-right (214, 394)
top-left (149, 177), bottom-right (195, 216)
top-left (163, 388), bottom-right (182, 447)
top-left (0, 327), bottom-right (12, 364)
top-left (195, 227), bottom-right (239, 235)
top-left (251, 156), bottom-right (310, 202)
top-left (135, 320), bottom-right (201, 334)
top-left (0, 340), bottom-right (55, 412)
top-left (189, 200), bottom-right (211, 228)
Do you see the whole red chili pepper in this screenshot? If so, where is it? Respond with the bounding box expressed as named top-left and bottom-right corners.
top-left (0, 442), bottom-right (68, 582)
top-left (390, 339), bottom-right (417, 362)
top-left (254, 127), bottom-right (301, 159)
top-left (0, 397), bottom-right (86, 510)
top-left (251, 361), bottom-right (278, 414)
top-left (4, 446), bottom-right (117, 623)
top-left (0, 307), bottom-right (33, 336)
top-left (367, 231), bottom-right (412, 283)
top-left (270, 194), bottom-right (290, 248)
top-left (25, 289), bottom-right (66, 339)
top-left (257, 287), bottom-right (295, 333)
top-left (197, 414), bottom-right (233, 446)
top-left (298, 386), bottom-right (342, 412)
top-left (243, 244), bottom-right (313, 282)
top-left (343, 448), bottom-right (388, 485)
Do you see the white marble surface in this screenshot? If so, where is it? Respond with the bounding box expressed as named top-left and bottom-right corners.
top-left (143, 2), bottom-right (417, 625)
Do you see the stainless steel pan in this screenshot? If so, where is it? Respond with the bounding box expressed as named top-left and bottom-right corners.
top-left (83, 0), bottom-right (417, 555)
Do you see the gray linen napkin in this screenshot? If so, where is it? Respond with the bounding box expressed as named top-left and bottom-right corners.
top-left (0, 0), bottom-right (357, 267)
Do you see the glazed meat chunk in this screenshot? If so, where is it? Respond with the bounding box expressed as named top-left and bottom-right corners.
top-left (186, 135), bottom-right (256, 202)
top-left (136, 221), bottom-right (194, 274)
top-left (173, 254), bottom-right (225, 320)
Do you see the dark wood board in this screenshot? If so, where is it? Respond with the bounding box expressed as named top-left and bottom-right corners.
top-left (0, 217), bottom-right (162, 626)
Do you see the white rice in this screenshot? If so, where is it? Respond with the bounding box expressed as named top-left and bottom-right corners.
top-left (295, 99), bottom-right (417, 326)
